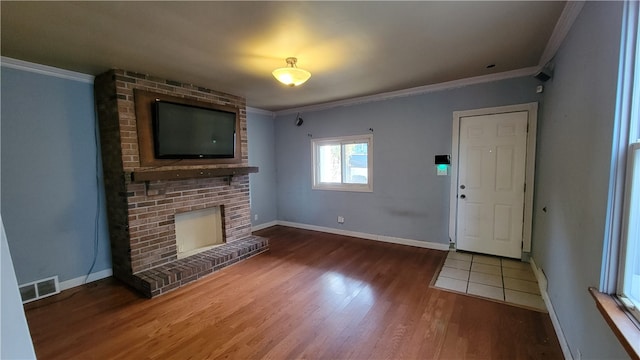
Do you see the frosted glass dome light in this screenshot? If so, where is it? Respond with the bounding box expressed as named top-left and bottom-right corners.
top-left (272, 57), bottom-right (311, 87)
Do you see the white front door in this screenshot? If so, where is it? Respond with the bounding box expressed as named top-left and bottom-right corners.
top-left (456, 111), bottom-right (528, 259)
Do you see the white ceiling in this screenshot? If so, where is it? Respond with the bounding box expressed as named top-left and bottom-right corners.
top-left (1, 1), bottom-right (566, 112)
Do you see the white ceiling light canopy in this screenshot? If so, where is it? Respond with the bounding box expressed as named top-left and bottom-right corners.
top-left (272, 57), bottom-right (311, 87)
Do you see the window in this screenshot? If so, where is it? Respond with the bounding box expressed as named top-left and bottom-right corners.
top-left (602, 0), bottom-right (640, 326)
top-left (312, 134), bottom-right (373, 192)
top-left (618, 141), bottom-right (640, 320)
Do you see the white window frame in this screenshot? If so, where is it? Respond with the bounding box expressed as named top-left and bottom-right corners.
top-left (311, 134), bottom-right (373, 192)
top-left (616, 141), bottom-right (640, 321)
top-left (602, 0), bottom-right (640, 325)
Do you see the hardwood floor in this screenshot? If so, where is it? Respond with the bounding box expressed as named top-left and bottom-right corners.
top-left (24, 226), bottom-right (563, 359)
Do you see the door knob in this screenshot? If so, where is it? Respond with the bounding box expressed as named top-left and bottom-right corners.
top-left (460, 194), bottom-right (466, 199)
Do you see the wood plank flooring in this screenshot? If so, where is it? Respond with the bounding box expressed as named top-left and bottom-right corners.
top-left (24, 226), bottom-right (563, 359)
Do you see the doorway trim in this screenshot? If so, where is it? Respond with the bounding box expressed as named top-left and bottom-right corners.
top-left (449, 102), bottom-right (538, 254)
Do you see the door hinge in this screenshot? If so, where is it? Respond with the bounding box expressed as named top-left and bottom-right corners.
top-left (524, 183), bottom-right (526, 192)
top-left (526, 123), bottom-right (529, 133)
top-left (522, 241), bottom-right (524, 249)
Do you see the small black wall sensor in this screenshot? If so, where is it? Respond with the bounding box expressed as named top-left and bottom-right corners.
top-left (295, 113), bottom-right (304, 126)
top-left (435, 155), bottom-right (451, 165)
top-left (534, 62), bottom-right (554, 82)
top-left (534, 70), bottom-right (552, 82)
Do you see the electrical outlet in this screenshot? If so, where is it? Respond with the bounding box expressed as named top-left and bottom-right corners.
top-left (337, 216), bottom-right (345, 224)
top-left (254, 214), bottom-right (258, 221)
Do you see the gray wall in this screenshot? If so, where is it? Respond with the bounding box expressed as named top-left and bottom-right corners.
top-left (274, 77), bottom-right (542, 244)
top-left (247, 110), bottom-right (278, 227)
top-left (0, 65), bottom-right (282, 286)
top-left (0, 4), bottom-right (631, 356)
top-left (1, 73), bottom-right (36, 359)
top-left (1, 67), bottom-right (111, 284)
top-left (1, 216), bottom-right (36, 359)
top-left (531, 1), bottom-right (628, 358)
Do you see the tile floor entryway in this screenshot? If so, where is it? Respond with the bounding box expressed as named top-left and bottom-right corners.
top-left (433, 251), bottom-right (547, 312)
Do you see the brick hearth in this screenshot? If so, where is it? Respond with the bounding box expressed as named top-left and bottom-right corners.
top-left (95, 69), bottom-right (268, 298)
top-left (133, 236), bottom-right (268, 297)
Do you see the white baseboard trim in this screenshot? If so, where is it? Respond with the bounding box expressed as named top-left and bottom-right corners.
top-left (251, 220), bottom-right (279, 232)
top-left (59, 268), bottom-right (113, 291)
top-left (58, 223), bottom-right (445, 291)
top-left (530, 258), bottom-right (573, 360)
top-left (277, 221), bottom-right (450, 251)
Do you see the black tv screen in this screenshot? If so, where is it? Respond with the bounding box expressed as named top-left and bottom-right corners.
top-left (153, 100), bottom-right (236, 159)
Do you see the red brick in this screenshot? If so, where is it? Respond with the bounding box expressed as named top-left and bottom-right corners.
top-left (96, 69), bottom-right (255, 293)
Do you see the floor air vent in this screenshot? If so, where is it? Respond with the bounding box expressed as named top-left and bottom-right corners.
top-left (19, 276), bottom-right (60, 304)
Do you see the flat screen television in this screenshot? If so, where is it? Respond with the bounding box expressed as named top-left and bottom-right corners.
top-left (153, 100), bottom-right (237, 159)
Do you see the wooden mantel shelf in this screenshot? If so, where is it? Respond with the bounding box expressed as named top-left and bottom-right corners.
top-left (131, 166), bottom-right (258, 182)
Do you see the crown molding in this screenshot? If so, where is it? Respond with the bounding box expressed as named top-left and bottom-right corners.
top-left (275, 66), bottom-right (539, 116)
top-left (274, 2), bottom-right (584, 116)
top-left (538, 0), bottom-right (585, 67)
top-left (1, 56), bottom-right (94, 83)
top-left (246, 106), bottom-right (275, 117)
top-left (5, 0), bottom-right (580, 116)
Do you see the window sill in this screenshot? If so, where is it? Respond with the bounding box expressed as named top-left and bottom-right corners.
top-left (589, 287), bottom-right (640, 359)
top-left (312, 185), bottom-right (373, 193)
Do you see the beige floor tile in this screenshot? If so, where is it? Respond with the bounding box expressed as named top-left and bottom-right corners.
top-left (469, 271), bottom-right (503, 287)
top-left (503, 267), bottom-right (536, 281)
top-left (435, 277), bottom-right (468, 293)
top-left (467, 282), bottom-right (504, 301)
top-left (447, 251), bottom-right (472, 262)
top-left (501, 259), bottom-right (531, 270)
top-left (444, 258), bottom-right (471, 270)
top-left (505, 289), bottom-right (546, 311)
top-left (503, 277), bottom-right (540, 295)
top-left (436, 252), bottom-right (545, 311)
top-left (472, 254), bottom-right (501, 266)
top-left (471, 262), bottom-right (501, 276)
top-left (439, 267), bottom-right (470, 281)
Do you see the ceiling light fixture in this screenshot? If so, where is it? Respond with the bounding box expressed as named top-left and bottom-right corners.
top-left (272, 57), bottom-right (311, 87)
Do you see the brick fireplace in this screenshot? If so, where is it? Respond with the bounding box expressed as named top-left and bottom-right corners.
top-left (95, 70), bottom-right (268, 298)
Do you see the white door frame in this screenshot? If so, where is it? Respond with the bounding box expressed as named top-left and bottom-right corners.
top-left (449, 102), bottom-right (538, 254)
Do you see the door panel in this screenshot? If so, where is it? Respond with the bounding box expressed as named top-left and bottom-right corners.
top-left (456, 111), bottom-right (528, 258)
top-left (464, 203), bottom-right (483, 238)
top-left (466, 147), bottom-right (484, 189)
top-left (495, 146), bottom-right (514, 191)
top-left (494, 204), bottom-right (512, 242)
